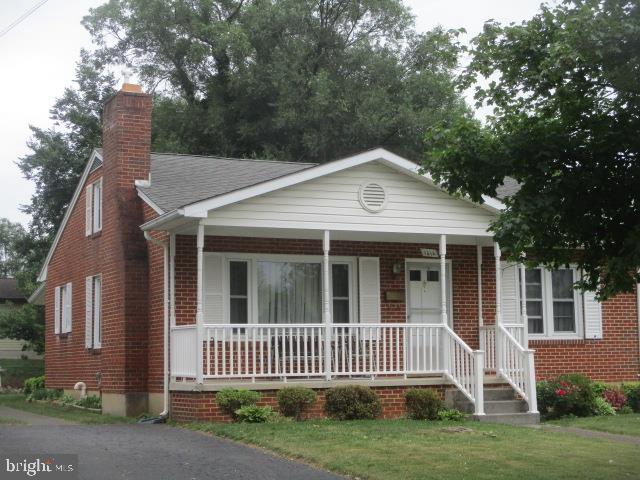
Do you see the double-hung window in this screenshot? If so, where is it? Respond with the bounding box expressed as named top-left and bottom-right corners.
top-left (331, 263), bottom-right (351, 323)
top-left (85, 275), bottom-right (102, 349)
top-left (85, 178), bottom-right (102, 236)
top-left (54, 283), bottom-right (72, 334)
top-left (526, 267), bottom-right (581, 338)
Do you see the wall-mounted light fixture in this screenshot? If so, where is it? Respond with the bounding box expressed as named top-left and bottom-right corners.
top-left (392, 263), bottom-right (403, 274)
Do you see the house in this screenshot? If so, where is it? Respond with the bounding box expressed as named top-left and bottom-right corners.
top-left (31, 82), bottom-right (640, 422)
top-left (0, 278), bottom-right (40, 359)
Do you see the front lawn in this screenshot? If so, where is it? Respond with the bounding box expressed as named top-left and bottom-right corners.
top-left (0, 394), bottom-right (133, 425)
top-left (183, 419), bottom-right (639, 480)
top-left (548, 414), bottom-right (640, 437)
top-left (0, 358), bottom-right (44, 388)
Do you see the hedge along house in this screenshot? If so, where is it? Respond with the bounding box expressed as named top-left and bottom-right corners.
top-left (32, 83), bottom-right (640, 422)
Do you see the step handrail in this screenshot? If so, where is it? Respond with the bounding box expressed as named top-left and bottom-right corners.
top-left (496, 324), bottom-right (538, 413)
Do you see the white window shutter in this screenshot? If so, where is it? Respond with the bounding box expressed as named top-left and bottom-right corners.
top-left (65, 282), bottom-right (72, 333)
top-left (54, 286), bottom-right (61, 334)
top-left (93, 276), bottom-right (102, 348)
top-left (358, 257), bottom-right (380, 323)
top-left (501, 262), bottom-right (520, 324)
top-left (93, 179), bottom-right (102, 233)
top-left (583, 290), bottom-right (603, 339)
top-left (203, 254), bottom-right (224, 323)
top-left (85, 185), bottom-right (93, 236)
top-left (85, 277), bottom-right (93, 348)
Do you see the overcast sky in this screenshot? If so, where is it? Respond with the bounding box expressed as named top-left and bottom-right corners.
top-left (0, 0), bottom-right (544, 226)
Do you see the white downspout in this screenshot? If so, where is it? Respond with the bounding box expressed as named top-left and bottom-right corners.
top-left (477, 244), bottom-right (483, 326)
top-left (144, 231), bottom-right (169, 418)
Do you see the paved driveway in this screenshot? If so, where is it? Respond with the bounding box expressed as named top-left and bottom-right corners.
top-left (0, 410), bottom-right (340, 480)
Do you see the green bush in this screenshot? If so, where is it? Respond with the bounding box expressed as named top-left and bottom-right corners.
top-left (325, 385), bottom-right (382, 420)
top-left (235, 405), bottom-right (278, 423)
top-left (28, 388), bottom-right (61, 402)
top-left (437, 408), bottom-right (466, 421)
top-left (216, 388), bottom-right (261, 417)
top-left (621, 383), bottom-right (640, 413)
top-left (591, 381), bottom-right (608, 397)
top-left (619, 405), bottom-right (633, 415)
top-left (23, 375), bottom-right (45, 395)
top-left (76, 395), bottom-right (101, 409)
top-left (593, 396), bottom-right (616, 416)
top-left (277, 387), bottom-right (317, 420)
top-left (404, 388), bottom-right (442, 420)
top-left (537, 374), bottom-right (598, 419)
top-left (58, 393), bottom-right (76, 406)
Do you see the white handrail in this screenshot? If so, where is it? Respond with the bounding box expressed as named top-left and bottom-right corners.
top-left (443, 325), bottom-right (484, 415)
top-left (496, 324), bottom-right (538, 413)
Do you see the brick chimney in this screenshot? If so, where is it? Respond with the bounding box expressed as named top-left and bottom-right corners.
top-left (100, 83), bottom-right (152, 416)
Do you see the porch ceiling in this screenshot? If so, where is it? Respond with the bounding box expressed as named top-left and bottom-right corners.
top-left (168, 223), bottom-right (494, 246)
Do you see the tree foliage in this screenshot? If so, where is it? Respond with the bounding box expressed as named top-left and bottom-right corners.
top-left (424, 0), bottom-right (640, 298)
top-left (0, 219), bottom-right (27, 278)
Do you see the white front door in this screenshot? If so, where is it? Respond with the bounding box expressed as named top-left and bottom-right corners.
top-left (406, 262), bottom-right (452, 372)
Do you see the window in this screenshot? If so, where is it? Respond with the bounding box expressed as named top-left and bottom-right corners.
top-left (526, 267), bottom-right (580, 338)
top-left (229, 261), bottom-right (248, 325)
top-left (332, 264), bottom-right (350, 323)
top-left (85, 178), bottom-right (102, 236)
top-left (257, 261), bottom-right (322, 324)
top-left (54, 283), bottom-right (72, 334)
top-left (85, 275), bottom-right (101, 348)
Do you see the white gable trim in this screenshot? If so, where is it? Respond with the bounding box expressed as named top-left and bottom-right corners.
top-left (180, 148), bottom-right (504, 218)
top-left (36, 149), bottom-right (103, 283)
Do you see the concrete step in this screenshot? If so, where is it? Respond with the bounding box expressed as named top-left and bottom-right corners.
top-left (473, 412), bottom-right (540, 425)
top-left (446, 387), bottom-right (516, 404)
top-left (484, 399), bottom-right (527, 415)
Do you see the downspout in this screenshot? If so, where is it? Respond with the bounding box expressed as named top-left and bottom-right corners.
top-left (144, 231), bottom-right (169, 419)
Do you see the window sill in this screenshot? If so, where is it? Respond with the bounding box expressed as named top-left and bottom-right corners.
top-left (529, 337), bottom-right (596, 346)
top-left (87, 230), bottom-right (102, 239)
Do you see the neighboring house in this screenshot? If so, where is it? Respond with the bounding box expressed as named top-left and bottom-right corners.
top-left (0, 278), bottom-right (39, 359)
top-left (30, 82), bottom-right (640, 422)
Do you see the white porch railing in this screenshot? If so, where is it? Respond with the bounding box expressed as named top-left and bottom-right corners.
top-left (495, 324), bottom-right (538, 413)
top-left (480, 323), bottom-right (526, 372)
top-left (171, 322), bottom-right (485, 414)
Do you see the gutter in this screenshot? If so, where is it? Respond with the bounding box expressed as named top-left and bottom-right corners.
top-left (143, 231), bottom-right (170, 419)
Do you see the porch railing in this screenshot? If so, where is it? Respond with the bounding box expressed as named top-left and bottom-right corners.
top-left (495, 324), bottom-right (538, 413)
top-left (480, 323), bottom-right (526, 372)
top-left (171, 322), bottom-right (485, 415)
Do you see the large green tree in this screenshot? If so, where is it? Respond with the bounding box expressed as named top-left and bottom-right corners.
top-left (424, 0), bottom-right (640, 299)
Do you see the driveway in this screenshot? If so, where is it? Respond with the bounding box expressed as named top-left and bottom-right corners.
top-left (0, 409), bottom-right (340, 480)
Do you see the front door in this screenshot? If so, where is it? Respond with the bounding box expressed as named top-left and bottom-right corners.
top-left (406, 262), bottom-right (451, 372)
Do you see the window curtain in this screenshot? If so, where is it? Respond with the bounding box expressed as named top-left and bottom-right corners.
top-left (257, 262), bottom-right (321, 324)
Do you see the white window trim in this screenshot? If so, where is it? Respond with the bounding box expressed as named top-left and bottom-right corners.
top-left (527, 267), bottom-right (584, 340)
top-left (86, 177), bottom-right (103, 236)
top-left (87, 274), bottom-right (102, 349)
top-left (56, 283), bottom-right (72, 334)
top-left (214, 253), bottom-right (358, 325)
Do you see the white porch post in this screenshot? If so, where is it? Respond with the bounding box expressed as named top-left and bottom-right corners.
top-left (494, 242), bottom-right (503, 374)
top-left (323, 230), bottom-right (332, 381)
top-left (439, 235), bottom-right (448, 325)
top-left (477, 244), bottom-right (483, 326)
top-left (519, 259), bottom-right (529, 347)
top-left (196, 223), bottom-right (205, 384)
top-left (170, 233), bottom-right (176, 327)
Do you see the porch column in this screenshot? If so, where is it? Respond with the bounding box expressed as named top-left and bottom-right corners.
top-left (439, 235), bottom-right (448, 325)
top-left (196, 223), bottom-right (205, 384)
top-left (477, 244), bottom-right (483, 326)
top-left (323, 230), bottom-right (332, 380)
top-left (494, 242), bottom-right (503, 374)
top-left (170, 233), bottom-right (176, 327)
top-left (519, 258), bottom-right (529, 347)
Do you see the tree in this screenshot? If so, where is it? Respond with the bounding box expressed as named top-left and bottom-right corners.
top-left (0, 218), bottom-right (26, 278)
top-left (423, 0), bottom-right (640, 299)
top-left (83, 0), bottom-right (468, 162)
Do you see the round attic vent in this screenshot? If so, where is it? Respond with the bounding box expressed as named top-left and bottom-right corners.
top-left (359, 183), bottom-right (387, 212)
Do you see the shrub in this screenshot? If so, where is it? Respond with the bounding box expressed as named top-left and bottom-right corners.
top-left (621, 383), bottom-right (640, 413)
top-left (76, 395), bottom-right (101, 409)
top-left (28, 388), bottom-right (61, 402)
top-left (592, 381), bottom-right (608, 397)
top-left (235, 405), bottom-right (278, 423)
top-left (593, 396), bottom-right (616, 416)
top-left (216, 388), bottom-right (261, 417)
top-left (404, 389), bottom-right (442, 420)
top-left (23, 375), bottom-right (45, 395)
top-left (602, 387), bottom-right (626, 411)
top-left (619, 405), bottom-right (633, 415)
top-left (437, 408), bottom-right (466, 421)
top-left (537, 374), bottom-right (597, 419)
top-left (325, 385), bottom-right (381, 420)
top-left (277, 387), bottom-right (317, 420)
top-left (58, 394), bottom-right (76, 406)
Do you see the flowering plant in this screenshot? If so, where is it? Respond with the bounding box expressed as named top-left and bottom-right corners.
top-left (602, 387), bottom-right (626, 411)
top-left (537, 374), bottom-right (598, 419)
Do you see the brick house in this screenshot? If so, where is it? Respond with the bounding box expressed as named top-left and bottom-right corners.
top-left (31, 83), bottom-right (640, 422)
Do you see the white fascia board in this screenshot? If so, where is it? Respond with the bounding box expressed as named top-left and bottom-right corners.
top-left (182, 147), bottom-right (504, 217)
top-left (136, 188), bottom-right (165, 215)
top-left (28, 282), bottom-right (45, 305)
top-left (140, 210), bottom-right (183, 231)
top-left (36, 149), bottom-right (103, 283)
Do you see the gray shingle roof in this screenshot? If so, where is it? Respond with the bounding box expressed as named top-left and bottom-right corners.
top-left (138, 153), bottom-right (318, 212)
top-left (0, 278), bottom-right (24, 301)
top-left (495, 177), bottom-right (521, 200)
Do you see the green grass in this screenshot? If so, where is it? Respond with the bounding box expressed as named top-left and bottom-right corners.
top-left (0, 358), bottom-right (44, 388)
top-left (0, 394), bottom-right (134, 425)
top-left (182, 419), bottom-right (640, 480)
top-left (548, 414), bottom-right (640, 437)
top-left (0, 416), bottom-right (25, 425)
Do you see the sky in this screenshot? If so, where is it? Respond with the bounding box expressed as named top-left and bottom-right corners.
top-left (0, 0), bottom-right (544, 227)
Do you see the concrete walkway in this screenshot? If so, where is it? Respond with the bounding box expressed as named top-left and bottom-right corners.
top-left (533, 424), bottom-right (640, 446)
top-left (0, 405), bottom-right (77, 426)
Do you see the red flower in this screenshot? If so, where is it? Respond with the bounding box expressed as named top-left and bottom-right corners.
top-left (555, 389), bottom-right (567, 396)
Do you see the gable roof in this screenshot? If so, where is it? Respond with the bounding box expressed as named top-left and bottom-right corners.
top-left (496, 177), bottom-right (521, 199)
top-left (0, 278), bottom-right (24, 301)
top-left (138, 153), bottom-right (317, 213)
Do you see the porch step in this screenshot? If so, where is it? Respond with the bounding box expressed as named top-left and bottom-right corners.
top-left (445, 386), bottom-right (539, 425)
